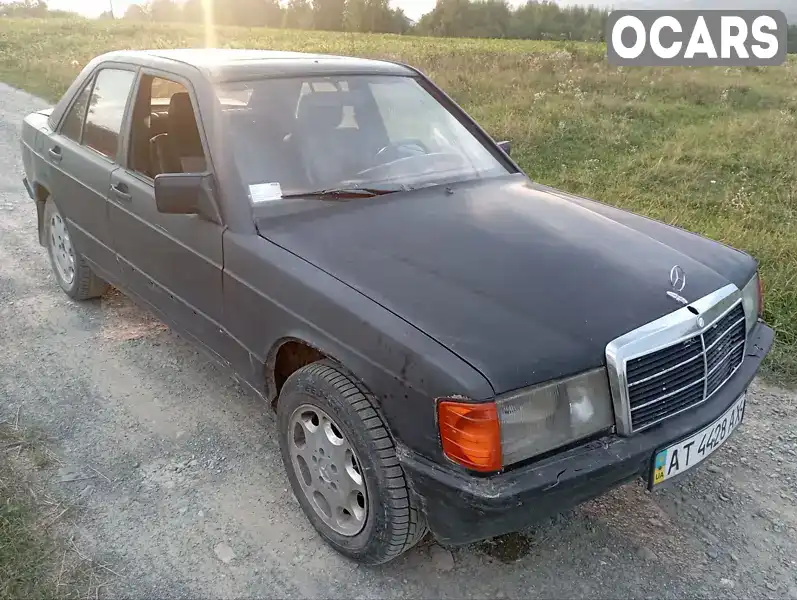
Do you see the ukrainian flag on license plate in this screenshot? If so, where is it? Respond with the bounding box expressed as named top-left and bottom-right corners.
top-left (653, 450), bottom-right (667, 485)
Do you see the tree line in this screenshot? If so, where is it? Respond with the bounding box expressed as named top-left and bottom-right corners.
top-left (135, 0), bottom-right (611, 40)
top-left (2, 0), bottom-right (608, 41)
top-left (2, 0), bottom-right (796, 48)
top-left (0, 0), bottom-right (74, 18)
top-left (123, 0), bottom-right (409, 34)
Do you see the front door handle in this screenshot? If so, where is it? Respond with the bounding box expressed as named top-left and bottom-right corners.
top-left (48, 146), bottom-right (62, 163)
top-left (111, 183), bottom-right (131, 201)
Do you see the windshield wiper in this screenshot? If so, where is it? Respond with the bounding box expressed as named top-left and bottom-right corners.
top-left (281, 186), bottom-right (405, 201)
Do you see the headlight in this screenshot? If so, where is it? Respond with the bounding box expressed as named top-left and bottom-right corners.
top-left (741, 272), bottom-right (763, 333)
top-left (496, 368), bottom-right (615, 466)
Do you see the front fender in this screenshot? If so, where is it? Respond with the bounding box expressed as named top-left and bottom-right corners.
top-left (222, 231), bottom-right (494, 461)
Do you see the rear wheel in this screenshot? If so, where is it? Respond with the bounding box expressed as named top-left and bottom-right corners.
top-left (277, 360), bottom-right (427, 564)
top-left (44, 199), bottom-right (108, 301)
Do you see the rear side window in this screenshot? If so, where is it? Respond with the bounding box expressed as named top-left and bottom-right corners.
top-left (60, 79), bottom-right (93, 142)
top-left (83, 68), bottom-right (136, 160)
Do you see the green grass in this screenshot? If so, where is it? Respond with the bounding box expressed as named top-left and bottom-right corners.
top-left (1, 18), bottom-right (795, 382)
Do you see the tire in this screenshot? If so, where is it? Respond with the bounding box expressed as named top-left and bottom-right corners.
top-left (44, 199), bottom-right (108, 301)
top-left (277, 360), bottom-right (428, 565)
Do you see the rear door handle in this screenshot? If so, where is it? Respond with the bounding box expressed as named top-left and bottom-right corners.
top-left (48, 146), bottom-right (62, 163)
top-left (111, 183), bottom-right (131, 201)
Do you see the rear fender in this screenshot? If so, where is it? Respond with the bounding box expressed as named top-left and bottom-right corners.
top-left (21, 113), bottom-right (55, 247)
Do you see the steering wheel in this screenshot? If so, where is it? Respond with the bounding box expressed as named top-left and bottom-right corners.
top-left (374, 139), bottom-right (429, 164)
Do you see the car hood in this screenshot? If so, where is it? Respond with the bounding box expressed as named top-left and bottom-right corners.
top-left (260, 175), bottom-right (755, 396)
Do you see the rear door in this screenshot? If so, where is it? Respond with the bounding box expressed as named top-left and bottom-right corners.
top-left (108, 69), bottom-right (225, 353)
top-left (43, 66), bottom-right (137, 280)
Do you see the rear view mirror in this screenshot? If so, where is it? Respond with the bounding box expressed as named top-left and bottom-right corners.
top-left (154, 172), bottom-right (220, 223)
top-left (497, 140), bottom-right (512, 156)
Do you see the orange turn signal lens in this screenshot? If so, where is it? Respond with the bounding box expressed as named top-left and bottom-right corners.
top-left (437, 400), bottom-right (502, 472)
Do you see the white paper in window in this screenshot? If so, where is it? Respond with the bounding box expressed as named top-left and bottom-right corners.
top-left (249, 182), bottom-right (283, 204)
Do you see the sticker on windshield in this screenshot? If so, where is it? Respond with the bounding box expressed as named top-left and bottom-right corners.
top-left (249, 182), bottom-right (282, 204)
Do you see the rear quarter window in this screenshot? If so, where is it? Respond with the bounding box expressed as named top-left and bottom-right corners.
top-left (60, 79), bottom-right (93, 142)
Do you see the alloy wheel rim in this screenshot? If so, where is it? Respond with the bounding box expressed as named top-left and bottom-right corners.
top-left (49, 211), bottom-right (75, 285)
top-left (288, 404), bottom-right (368, 536)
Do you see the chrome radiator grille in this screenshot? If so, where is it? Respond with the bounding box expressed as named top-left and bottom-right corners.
top-left (624, 301), bottom-right (746, 432)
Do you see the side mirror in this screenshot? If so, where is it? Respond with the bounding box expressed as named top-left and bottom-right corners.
top-left (497, 140), bottom-right (512, 156)
top-left (154, 172), bottom-right (220, 223)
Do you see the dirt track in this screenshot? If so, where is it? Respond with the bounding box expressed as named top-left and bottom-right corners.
top-left (1, 82), bottom-right (796, 599)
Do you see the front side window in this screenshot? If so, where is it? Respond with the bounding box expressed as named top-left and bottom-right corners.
top-left (83, 68), bottom-right (136, 160)
top-left (128, 75), bottom-right (207, 179)
top-left (60, 79), bottom-right (93, 142)
top-left (214, 75), bottom-right (510, 199)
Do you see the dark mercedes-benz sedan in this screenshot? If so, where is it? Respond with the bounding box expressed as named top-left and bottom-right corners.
top-left (20, 49), bottom-right (774, 564)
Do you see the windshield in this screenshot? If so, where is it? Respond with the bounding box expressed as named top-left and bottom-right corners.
top-left (214, 75), bottom-right (511, 199)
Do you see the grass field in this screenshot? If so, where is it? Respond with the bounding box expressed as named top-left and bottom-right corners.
top-left (1, 18), bottom-right (795, 382)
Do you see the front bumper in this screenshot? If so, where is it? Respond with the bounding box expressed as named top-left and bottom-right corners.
top-left (400, 321), bottom-right (774, 546)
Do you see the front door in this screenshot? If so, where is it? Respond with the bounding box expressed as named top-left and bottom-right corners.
top-left (108, 70), bottom-right (225, 353)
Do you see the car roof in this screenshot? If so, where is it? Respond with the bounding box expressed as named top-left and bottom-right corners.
top-left (97, 48), bottom-right (416, 81)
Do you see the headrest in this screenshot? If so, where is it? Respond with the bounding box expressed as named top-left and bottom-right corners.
top-left (169, 92), bottom-right (195, 121)
top-left (245, 86), bottom-right (295, 138)
top-left (296, 92), bottom-right (348, 130)
top-left (168, 92), bottom-right (202, 152)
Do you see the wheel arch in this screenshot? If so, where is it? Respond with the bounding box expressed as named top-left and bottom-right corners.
top-left (265, 335), bottom-right (374, 411)
top-left (266, 336), bottom-right (326, 407)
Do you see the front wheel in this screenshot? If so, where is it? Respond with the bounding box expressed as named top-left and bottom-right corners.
top-left (44, 199), bottom-right (108, 301)
top-left (277, 360), bottom-right (428, 564)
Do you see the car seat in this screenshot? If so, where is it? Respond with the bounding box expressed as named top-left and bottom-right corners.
top-left (150, 92), bottom-right (206, 175)
top-left (225, 85), bottom-right (308, 191)
top-left (288, 91), bottom-right (366, 189)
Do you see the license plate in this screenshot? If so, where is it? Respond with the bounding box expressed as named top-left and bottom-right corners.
top-left (651, 393), bottom-right (746, 487)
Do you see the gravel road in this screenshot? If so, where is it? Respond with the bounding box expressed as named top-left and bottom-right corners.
top-left (2, 82), bottom-right (797, 599)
